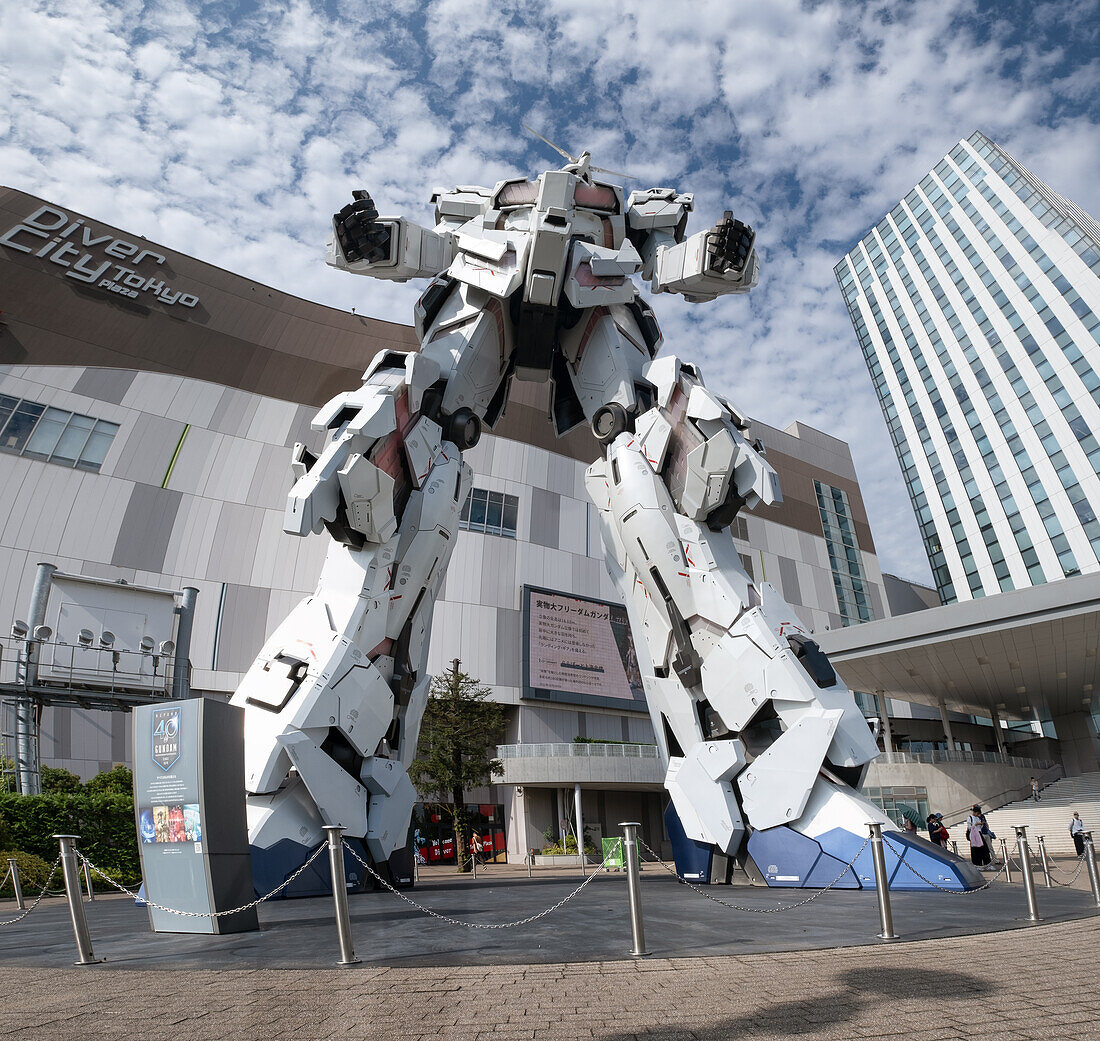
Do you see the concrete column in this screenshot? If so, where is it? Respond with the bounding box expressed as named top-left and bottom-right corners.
top-left (171, 587), bottom-right (199, 699)
top-left (1051, 710), bottom-right (1100, 775)
top-left (989, 706), bottom-right (1007, 756)
top-left (17, 562), bottom-right (56, 795)
top-left (938, 698), bottom-right (957, 751)
top-left (574, 783), bottom-right (584, 863)
top-left (875, 692), bottom-right (894, 753)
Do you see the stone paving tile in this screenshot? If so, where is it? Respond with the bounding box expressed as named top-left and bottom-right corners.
top-left (0, 915), bottom-right (1099, 1041)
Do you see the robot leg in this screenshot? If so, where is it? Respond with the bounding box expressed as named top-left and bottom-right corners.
top-left (585, 357), bottom-right (982, 891)
top-left (231, 353), bottom-right (472, 894)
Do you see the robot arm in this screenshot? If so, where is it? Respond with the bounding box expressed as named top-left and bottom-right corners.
top-left (628, 188), bottom-right (759, 302)
top-left (326, 190), bottom-right (454, 282)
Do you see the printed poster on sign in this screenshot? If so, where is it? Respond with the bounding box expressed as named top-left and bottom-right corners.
top-left (151, 707), bottom-right (181, 771)
top-left (522, 585), bottom-right (644, 705)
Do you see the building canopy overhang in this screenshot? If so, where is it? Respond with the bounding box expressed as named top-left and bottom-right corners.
top-left (816, 572), bottom-right (1100, 722)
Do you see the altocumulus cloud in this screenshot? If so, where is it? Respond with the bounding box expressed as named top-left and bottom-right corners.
top-left (1, 0), bottom-right (1098, 581)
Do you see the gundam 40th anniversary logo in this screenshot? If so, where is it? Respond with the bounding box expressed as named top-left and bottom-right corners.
top-left (151, 708), bottom-right (181, 772)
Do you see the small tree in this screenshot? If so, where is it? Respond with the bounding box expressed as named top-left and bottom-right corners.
top-left (411, 662), bottom-right (505, 872)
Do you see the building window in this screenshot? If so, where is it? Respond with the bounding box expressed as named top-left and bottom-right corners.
top-left (731, 515), bottom-right (749, 542)
top-left (460, 488), bottom-right (518, 538)
top-left (0, 395), bottom-right (119, 473)
top-left (738, 552), bottom-right (754, 581)
top-left (863, 785), bottom-right (930, 828)
top-left (814, 479), bottom-right (873, 625)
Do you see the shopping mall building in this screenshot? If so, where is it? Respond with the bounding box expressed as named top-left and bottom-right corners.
top-left (0, 185), bottom-right (1019, 860)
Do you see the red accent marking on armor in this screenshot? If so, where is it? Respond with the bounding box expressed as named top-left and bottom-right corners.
top-left (367, 639), bottom-right (395, 659)
top-left (390, 594), bottom-right (403, 601)
top-left (574, 306), bottom-right (610, 369)
top-left (386, 565), bottom-right (394, 589)
top-left (573, 261), bottom-right (624, 288)
top-left (677, 572), bottom-right (687, 577)
top-left (485, 297), bottom-right (506, 363)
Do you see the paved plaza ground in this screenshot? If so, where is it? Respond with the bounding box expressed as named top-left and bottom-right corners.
top-left (2, 858), bottom-right (1098, 1040)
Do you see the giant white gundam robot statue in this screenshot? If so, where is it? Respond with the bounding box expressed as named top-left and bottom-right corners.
top-left (231, 140), bottom-right (980, 894)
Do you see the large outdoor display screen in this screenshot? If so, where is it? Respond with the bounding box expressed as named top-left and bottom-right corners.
top-left (521, 585), bottom-right (646, 709)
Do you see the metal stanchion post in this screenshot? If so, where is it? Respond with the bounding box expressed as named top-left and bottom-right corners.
top-left (413, 853), bottom-right (419, 884)
top-left (1084, 833), bottom-right (1100, 908)
top-left (868, 823), bottom-right (898, 940)
top-left (82, 860), bottom-right (95, 901)
top-left (1001, 838), bottom-right (1012, 882)
top-left (1037, 835), bottom-right (1052, 888)
top-left (323, 826), bottom-right (360, 967)
top-left (1014, 826), bottom-right (1041, 922)
top-left (8, 858), bottom-right (24, 910)
top-left (527, 850), bottom-right (533, 878)
top-left (950, 840), bottom-right (958, 855)
top-left (53, 836), bottom-right (99, 965)
top-left (619, 822), bottom-right (648, 957)
top-left (471, 846), bottom-right (477, 879)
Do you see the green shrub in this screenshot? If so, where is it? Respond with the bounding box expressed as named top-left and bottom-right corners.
top-left (0, 849), bottom-right (54, 896)
top-left (41, 766), bottom-right (83, 793)
top-left (539, 836), bottom-right (598, 856)
top-left (0, 792), bottom-right (140, 887)
top-left (83, 764), bottom-right (132, 796)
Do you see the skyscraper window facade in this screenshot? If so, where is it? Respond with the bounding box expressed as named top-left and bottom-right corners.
top-left (836, 132), bottom-right (1100, 603)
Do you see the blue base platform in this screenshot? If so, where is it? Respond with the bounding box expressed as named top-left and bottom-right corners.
top-left (665, 805), bottom-right (984, 892)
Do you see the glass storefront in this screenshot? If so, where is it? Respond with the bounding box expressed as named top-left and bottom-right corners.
top-left (410, 802), bottom-right (507, 864)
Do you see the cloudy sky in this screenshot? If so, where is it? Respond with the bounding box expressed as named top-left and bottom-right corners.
top-left (2, 0), bottom-right (1098, 583)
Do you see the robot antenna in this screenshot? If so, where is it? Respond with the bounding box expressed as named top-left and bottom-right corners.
top-left (521, 123), bottom-right (577, 163)
top-left (521, 123), bottom-right (638, 182)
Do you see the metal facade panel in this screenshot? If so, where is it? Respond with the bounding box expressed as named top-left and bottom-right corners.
top-left (215, 583), bottom-right (273, 673)
top-left (529, 487), bottom-right (560, 549)
top-left (110, 484), bottom-right (184, 572)
top-left (71, 368), bottom-right (137, 404)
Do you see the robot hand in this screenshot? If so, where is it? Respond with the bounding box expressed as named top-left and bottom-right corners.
top-left (334, 190), bottom-right (392, 265)
top-left (706, 211), bottom-right (755, 276)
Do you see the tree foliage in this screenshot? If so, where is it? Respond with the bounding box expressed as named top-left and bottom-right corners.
top-left (41, 766), bottom-right (83, 793)
top-left (410, 666), bottom-right (505, 871)
top-left (83, 763), bottom-right (132, 795)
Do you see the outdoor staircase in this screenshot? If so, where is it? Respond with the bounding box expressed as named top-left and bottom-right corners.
top-left (980, 772), bottom-right (1100, 854)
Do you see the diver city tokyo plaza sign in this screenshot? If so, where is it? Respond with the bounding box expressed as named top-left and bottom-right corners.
top-left (0, 204), bottom-right (200, 308)
top-left (151, 707), bottom-right (181, 772)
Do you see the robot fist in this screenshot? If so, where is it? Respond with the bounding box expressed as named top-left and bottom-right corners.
top-left (334, 189), bottom-right (392, 264)
top-left (706, 211), bottom-right (755, 276)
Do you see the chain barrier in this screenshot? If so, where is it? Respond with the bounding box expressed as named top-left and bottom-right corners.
top-left (638, 837), bottom-right (871, 913)
top-left (1045, 854), bottom-right (1087, 887)
top-left (882, 837), bottom-right (1008, 893)
top-left (345, 841), bottom-right (621, 930)
top-left (0, 863), bottom-right (10, 893)
top-left (77, 843), bottom-right (327, 918)
top-left (0, 858), bottom-right (60, 927)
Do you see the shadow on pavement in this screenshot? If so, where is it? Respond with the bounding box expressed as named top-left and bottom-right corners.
top-left (598, 967), bottom-right (994, 1039)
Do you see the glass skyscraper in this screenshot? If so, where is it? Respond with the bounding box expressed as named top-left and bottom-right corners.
top-left (836, 132), bottom-right (1100, 603)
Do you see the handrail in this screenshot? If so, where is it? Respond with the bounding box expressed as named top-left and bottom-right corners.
top-left (938, 765), bottom-right (1065, 826)
top-left (876, 749), bottom-right (1056, 770)
top-left (497, 742), bottom-right (659, 759)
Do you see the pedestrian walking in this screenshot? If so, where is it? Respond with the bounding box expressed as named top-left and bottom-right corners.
top-left (1070, 812), bottom-right (1085, 857)
top-left (1030, 776), bottom-right (1041, 802)
top-left (926, 812), bottom-right (948, 846)
top-left (967, 805), bottom-right (992, 867)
